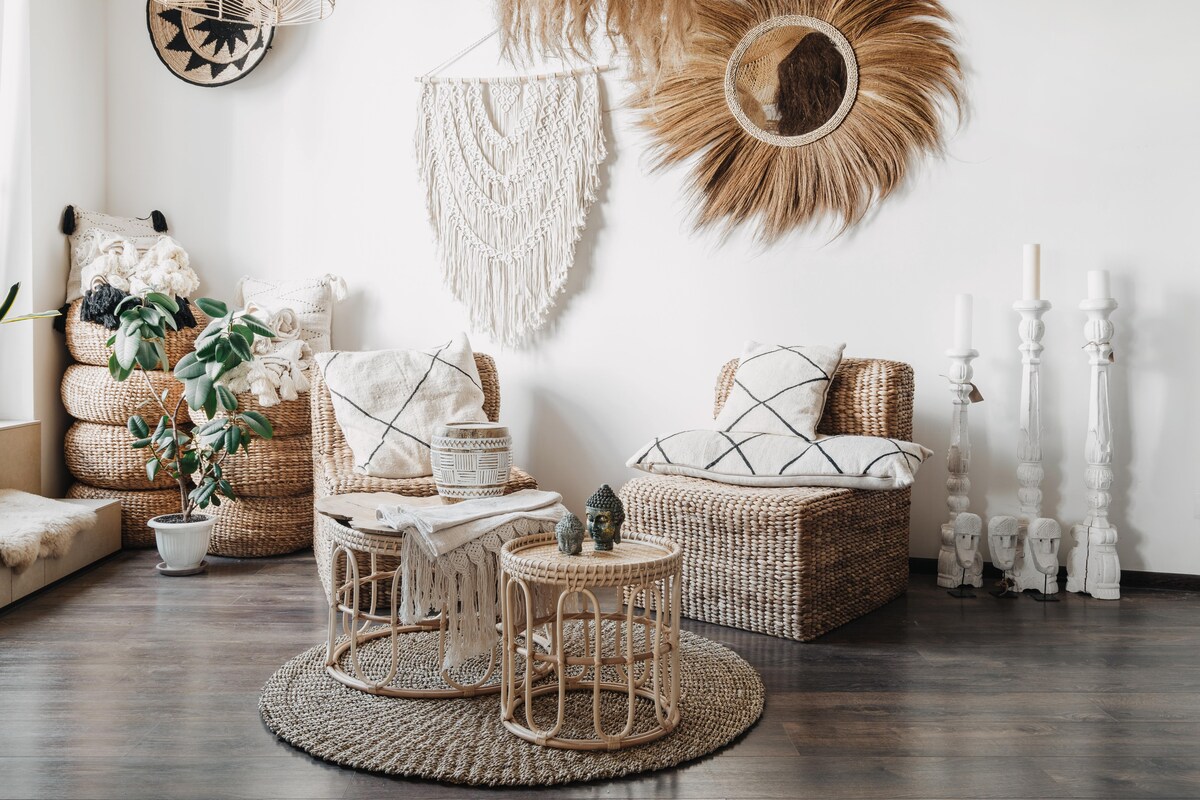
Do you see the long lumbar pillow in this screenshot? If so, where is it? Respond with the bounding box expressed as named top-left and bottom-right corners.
top-left (628, 429), bottom-right (932, 490)
top-left (315, 334), bottom-right (487, 479)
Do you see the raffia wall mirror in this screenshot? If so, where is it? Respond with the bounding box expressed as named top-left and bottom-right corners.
top-left (636, 0), bottom-right (963, 241)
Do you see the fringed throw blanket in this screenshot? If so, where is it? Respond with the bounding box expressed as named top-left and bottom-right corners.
top-left (415, 69), bottom-right (606, 347)
top-left (376, 490), bottom-right (566, 667)
top-left (0, 490), bottom-right (97, 573)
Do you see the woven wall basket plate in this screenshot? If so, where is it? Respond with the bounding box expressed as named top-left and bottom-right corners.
top-left (261, 629), bottom-right (764, 786)
top-left (147, 0), bottom-right (274, 87)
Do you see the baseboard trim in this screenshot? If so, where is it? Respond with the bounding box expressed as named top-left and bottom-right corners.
top-left (908, 557), bottom-right (1200, 592)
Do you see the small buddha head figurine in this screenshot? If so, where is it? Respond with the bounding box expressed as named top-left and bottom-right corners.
top-left (585, 484), bottom-right (625, 551)
top-left (555, 512), bottom-right (585, 556)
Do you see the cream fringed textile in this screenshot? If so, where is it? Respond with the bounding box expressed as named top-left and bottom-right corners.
top-left (415, 70), bottom-right (605, 347)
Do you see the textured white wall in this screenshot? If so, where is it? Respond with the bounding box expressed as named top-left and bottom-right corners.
top-left (0, 0), bottom-right (106, 495)
top-left (100, 0), bottom-right (1200, 573)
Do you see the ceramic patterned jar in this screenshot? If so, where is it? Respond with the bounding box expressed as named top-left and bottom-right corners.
top-left (431, 422), bottom-right (513, 501)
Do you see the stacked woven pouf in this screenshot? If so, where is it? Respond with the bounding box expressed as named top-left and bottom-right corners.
top-left (188, 389), bottom-right (313, 557)
top-left (61, 300), bottom-right (208, 548)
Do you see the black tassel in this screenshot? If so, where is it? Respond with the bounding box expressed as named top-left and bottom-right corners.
top-left (61, 206), bottom-right (76, 235)
top-left (174, 296), bottom-right (197, 329)
top-left (151, 210), bottom-right (168, 232)
top-left (52, 302), bottom-right (71, 333)
top-left (79, 285), bottom-right (129, 330)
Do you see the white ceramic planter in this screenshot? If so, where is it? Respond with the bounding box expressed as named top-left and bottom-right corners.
top-left (149, 514), bottom-right (214, 571)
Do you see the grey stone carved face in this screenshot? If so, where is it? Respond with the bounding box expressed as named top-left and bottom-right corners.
top-left (556, 512), bottom-right (585, 556)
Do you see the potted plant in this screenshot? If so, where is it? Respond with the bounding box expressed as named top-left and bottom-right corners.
top-left (105, 292), bottom-right (277, 573)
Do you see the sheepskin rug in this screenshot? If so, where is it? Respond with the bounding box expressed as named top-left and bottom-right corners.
top-left (0, 489), bottom-right (97, 572)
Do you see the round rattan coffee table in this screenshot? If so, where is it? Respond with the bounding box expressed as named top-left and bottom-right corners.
top-left (322, 515), bottom-right (502, 699)
top-left (500, 531), bottom-right (683, 751)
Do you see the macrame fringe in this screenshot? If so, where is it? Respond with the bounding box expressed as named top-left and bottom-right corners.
top-left (415, 71), bottom-right (606, 348)
top-left (395, 518), bottom-right (556, 669)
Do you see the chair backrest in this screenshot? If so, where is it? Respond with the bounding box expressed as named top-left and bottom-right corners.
top-left (311, 353), bottom-right (502, 477)
top-left (714, 356), bottom-right (914, 440)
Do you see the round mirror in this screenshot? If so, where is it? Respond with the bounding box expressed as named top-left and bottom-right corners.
top-left (724, 15), bottom-right (858, 146)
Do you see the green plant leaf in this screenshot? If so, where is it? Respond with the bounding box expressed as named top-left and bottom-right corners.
top-left (218, 479), bottom-right (234, 499)
top-left (224, 426), bottom-right (241, 455)
top-left (185, 374), bottom-right (213, 410)
top-left (203, 389), bottom-right (217, 420)
top-left (196, 335), bottom-right (221, 362)
top-left (238, 315), bottom-right (275, 339)
top-left (0, 310), bottom-right (60, 324)
top-left (154, 341), bottom-right (170, 374)
top-left (240, 410), bottom-right (273, 439)
top-left (130, 437), bottom-right (151, 449)
top-left (115, 295), bottom-right (142, 315)
top-left (216, 385), bottom-right (238, 412)
top-left (145, 292), bottom-right (178, 314)
top-left (114, 327), bottom-right (141, 371)
top-left (194, 298), bottom-right (228, 318)
top-left (173, 353), bottom-right (205, 380)
top-left (127, 415), bottom-right (150, 438)
top-left (146, 459), bottom-right (160, 482)
top-left (136, 340), bottom-right (160, 370)
top-left (228, 332), bottom-right (253, 362)
top-left (0, 283), bottom-right (18, 322)
top-left (178, 450), bottom-right (198, 475)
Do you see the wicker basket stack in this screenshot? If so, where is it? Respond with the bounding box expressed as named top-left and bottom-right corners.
top-left (188, 390), bottom-right (314, 557)
top-left (62, 299), bottom-right (207, 548)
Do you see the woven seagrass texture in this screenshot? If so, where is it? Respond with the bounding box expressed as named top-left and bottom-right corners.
top-left (215, 434), bottom-right (312, 498)
top-left (66, 482), bottom-right (179, 549)
top-left (622, 476), bottom-right (910, 640)
top-left (715, 356), bottom-right (914, 440)
top-left (64, 299), bottom-right (208, 368)
top-left (503, 532), bottom-right (681, 588)
top-left (188, 386), bottom-right (312, 438)
top-left (311, 352), bottom-right (536, 598)
top-left (259, 629), bottom-right (763, 785)
top-left (209, 493), bottom-right (313, 557)
top-left (64, 422), bottom-right (174, 491)
top-left (61, 365), bottom-right (183, 425)
top-left (623, 355), bottom-right (917, 641)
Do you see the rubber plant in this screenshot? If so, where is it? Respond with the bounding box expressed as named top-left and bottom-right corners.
top-left (106, 293), bottom-right (275, 521)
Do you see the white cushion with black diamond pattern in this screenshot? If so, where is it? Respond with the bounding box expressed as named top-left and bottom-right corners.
top-left (315, 334), bottom-right (488, 479)
top-left (714, 341), bottom-right (845, 441)
top-left (627, 429), bottom-right (932, 489)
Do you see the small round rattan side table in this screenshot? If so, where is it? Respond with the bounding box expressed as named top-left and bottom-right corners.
top-left (500, 531), bottom-right (683, 751)
top-left (322, 514), bottom-right (501, 699)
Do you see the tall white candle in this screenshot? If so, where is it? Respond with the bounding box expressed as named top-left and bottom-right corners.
top-left (1087, 269), bottom-right (1111, 300)
top-left (1022, 244), bottom-right (1041, 301)
top-left (953, 293), bottom-right (973, 351)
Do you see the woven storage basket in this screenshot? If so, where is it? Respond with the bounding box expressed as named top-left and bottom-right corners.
top-left (188, 387), bottom-right (311, 438)
top-left (209, 493), bottom-right (313, 557)
top-left (621, 356), bottom-right (916, 642)
top-left (216, 433), bottom-right (312, 498)
top-left (65, 299), bottom-right (208, 368)
top-left (62, 365), bottom-right (184, 426)
top-left (64, 421), bottom-right (176, 491)
top-left (66, 482), bottom-right (180, 549)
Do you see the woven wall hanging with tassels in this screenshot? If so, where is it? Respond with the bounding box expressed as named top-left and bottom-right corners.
top-left (415, 67), bottom-right (606, 348)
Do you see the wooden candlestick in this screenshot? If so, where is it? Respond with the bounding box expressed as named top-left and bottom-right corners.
top-left (938, 348), bottom-right (983, 592)
top-left (1009, 299), bottom-right (1060, 595)
top-left (1066, 297), bottom-right (1120, 599)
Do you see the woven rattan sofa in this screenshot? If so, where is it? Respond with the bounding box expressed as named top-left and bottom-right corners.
top-left (310, 353), bottom-right (536, 598)
top-left (620, 357), bottom-right (915, 641)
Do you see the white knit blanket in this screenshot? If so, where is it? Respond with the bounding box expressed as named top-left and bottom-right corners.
top-left (375, 490), bottom-right (566, 667)
top-left (376, 489), bottom-right (564, 557)
top-left (0, 490), bottom-right (97, 572)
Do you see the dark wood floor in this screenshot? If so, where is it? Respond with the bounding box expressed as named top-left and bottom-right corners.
top-left (3, 551), bottom-right (1200, 800)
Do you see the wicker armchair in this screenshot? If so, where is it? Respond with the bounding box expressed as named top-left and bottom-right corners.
top-left (311, 353), bottom-right (537, 598)
top-left (620, 357), bottom-right (915, 641)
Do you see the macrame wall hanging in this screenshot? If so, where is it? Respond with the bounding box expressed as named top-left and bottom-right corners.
top-left (415, 66), bottom-right (606, 348)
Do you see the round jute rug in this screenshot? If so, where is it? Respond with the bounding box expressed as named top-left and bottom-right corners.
top-left (259, 629), bottom-right (764, 786)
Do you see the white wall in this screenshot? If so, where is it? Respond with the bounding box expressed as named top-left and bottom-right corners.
top-left (103, 0), bottom-right (1200, 574)
top-left (0, 0), bottom-right (106, 495)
